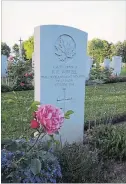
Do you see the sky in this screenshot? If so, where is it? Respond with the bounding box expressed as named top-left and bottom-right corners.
top-left (2, 1), bottom-right (126, 49)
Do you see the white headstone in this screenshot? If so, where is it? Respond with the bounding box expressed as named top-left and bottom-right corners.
top-left (34, 25), bottom-right (90, 144)
top-left (103, 58), bottom-right (110, 69)
top-left (1, 55), bottom-right (8, 77)
top-left (112, 56), bottom-right (122, 76)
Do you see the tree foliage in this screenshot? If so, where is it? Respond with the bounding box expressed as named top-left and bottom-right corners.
top-left (1, 42), bottom-right (11, 57)
top-left (88, 38), bottom-right (113, 63)
top-left (12, 44), bottom-right (26, 61)
top-left (111, 40), bottom-right (126, 63)
top-left (12, 44), bottom-right (19, 57)
top-left (23, 36), bottom-right (34, 60)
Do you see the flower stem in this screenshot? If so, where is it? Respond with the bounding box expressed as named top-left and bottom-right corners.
top-left (27, 133), bottom-right (46, 152)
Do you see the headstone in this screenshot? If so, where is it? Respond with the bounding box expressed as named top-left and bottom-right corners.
top-left (109, 61), bottom-right (113, 68)
top-left (34, 25), bottom-right (90, 144)
top-left (112, 56), bottom-right (122, 76)
top-left (103, 58), bottom-right (110, 69)
top-left (1, 55), bottom-right (8, 77)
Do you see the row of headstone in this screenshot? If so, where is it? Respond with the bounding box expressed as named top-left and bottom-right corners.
top-left (34, 25), bottom-right (91, 144)
top-left (1, 55), bottom-right (8, 77)
top-left (103, 56), bottom-right (122, 76)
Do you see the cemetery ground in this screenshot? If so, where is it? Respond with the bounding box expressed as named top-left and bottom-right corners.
top-left (1, 82), bottom-right (126, 183)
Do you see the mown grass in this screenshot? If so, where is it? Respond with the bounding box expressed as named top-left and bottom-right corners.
top-left (85, 82), bottom-right (126, 126)
top-left (1, 82), bottom-right (126, 140)
top-left (120, 66), bottom-right (126, 76)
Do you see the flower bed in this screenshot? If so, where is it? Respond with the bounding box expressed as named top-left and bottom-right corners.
top-left (1, 102), bottom-right (73, 183)
top-left (1, 139), bottom-right (62, 183)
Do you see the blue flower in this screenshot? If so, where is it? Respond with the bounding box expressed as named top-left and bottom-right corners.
top-left (45, 172), bottom-right (51, 178)
top-left (22, 178), bottom-right (29, 183)
top-left (50, 178), bottom-right (56, 183)
top-left (48, 147), bottom-right (54, 153)
top-left (34, 176), bottom-right (42, 182)
top-left (1, 142), bottom-right (62, 183)
top-left (47, 166), bottom-right (52, 171)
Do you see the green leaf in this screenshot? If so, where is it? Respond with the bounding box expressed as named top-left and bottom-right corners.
top-left (30, 158), bottom-right (41, 175)
top-left (64, 115), bottom-right (70, 119)
top-left (6, 141), bottom-right (18, 152)
top-left (47, 140), bottom-right (53, 148)
top-left (31, 101), bottom-right (40, 108)
top-left (65, 110), bottom-right (74, 117)
top-left (54, 140), bottom-right (60, 145)
top-left (29, 101), bottom-right (41, 111)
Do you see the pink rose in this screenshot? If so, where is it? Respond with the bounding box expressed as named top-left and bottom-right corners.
top-left (24, 73), bottom-right (29, 77)
top-left (8, 56), bottom-right (14, 61)
top-left (29, 73), bottom-right (33, 77)
top-left (20, 82), bottom-right (25, 86)
top-left (36, 104), bottom-right (64, 134)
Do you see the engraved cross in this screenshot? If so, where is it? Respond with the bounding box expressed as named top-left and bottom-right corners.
top-left (57, 88), bottom-right (72, 112)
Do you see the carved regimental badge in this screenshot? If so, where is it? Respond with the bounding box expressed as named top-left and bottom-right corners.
top-left (55, 34), bottom-right (76, 62)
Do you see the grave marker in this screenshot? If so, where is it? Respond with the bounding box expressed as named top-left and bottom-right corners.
top-left (103, 58), bottom-right (110, 69)
top-left (34, 25), bottom-right (90, 144)
top-left (1, 55), bottom-right (8, 77)
top-left (112, 56), bottom-right (122, 76)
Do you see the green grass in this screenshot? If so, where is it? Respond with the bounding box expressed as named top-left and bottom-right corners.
top-left (1, 82), bottom-right (126, 140)
top-left (85, 82), bottom-right (126, 124)
top-left (120, 66), bottom-right (126, 76)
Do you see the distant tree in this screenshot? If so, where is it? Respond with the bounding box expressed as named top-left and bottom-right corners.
top-left (122, 40), bottom-right (126, 63)
top-left (12, 43), bottom-right (27, 61)
top-left (111, 40), bottom-right (126, 63)
top-left (1, 42), bottom-right (11, 57)
top-left (12, 44), bottom-right (19, 57)
top-left (23, 36), bottom-right (34, 60)
top-left (88, 38), bottom-right (113, 63)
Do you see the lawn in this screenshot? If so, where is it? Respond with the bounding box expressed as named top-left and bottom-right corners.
top-left (1, 82), bottom-right (126, 140)
top-left (120, 66), bottom-right (126, 76)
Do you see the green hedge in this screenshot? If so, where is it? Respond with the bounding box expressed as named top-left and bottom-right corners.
top-left (1, 84), bottom-right (34, 92)
top-left (1, 85), bottom-right (13, 93)
top-left (86, 124), bottom-right (126, 160)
